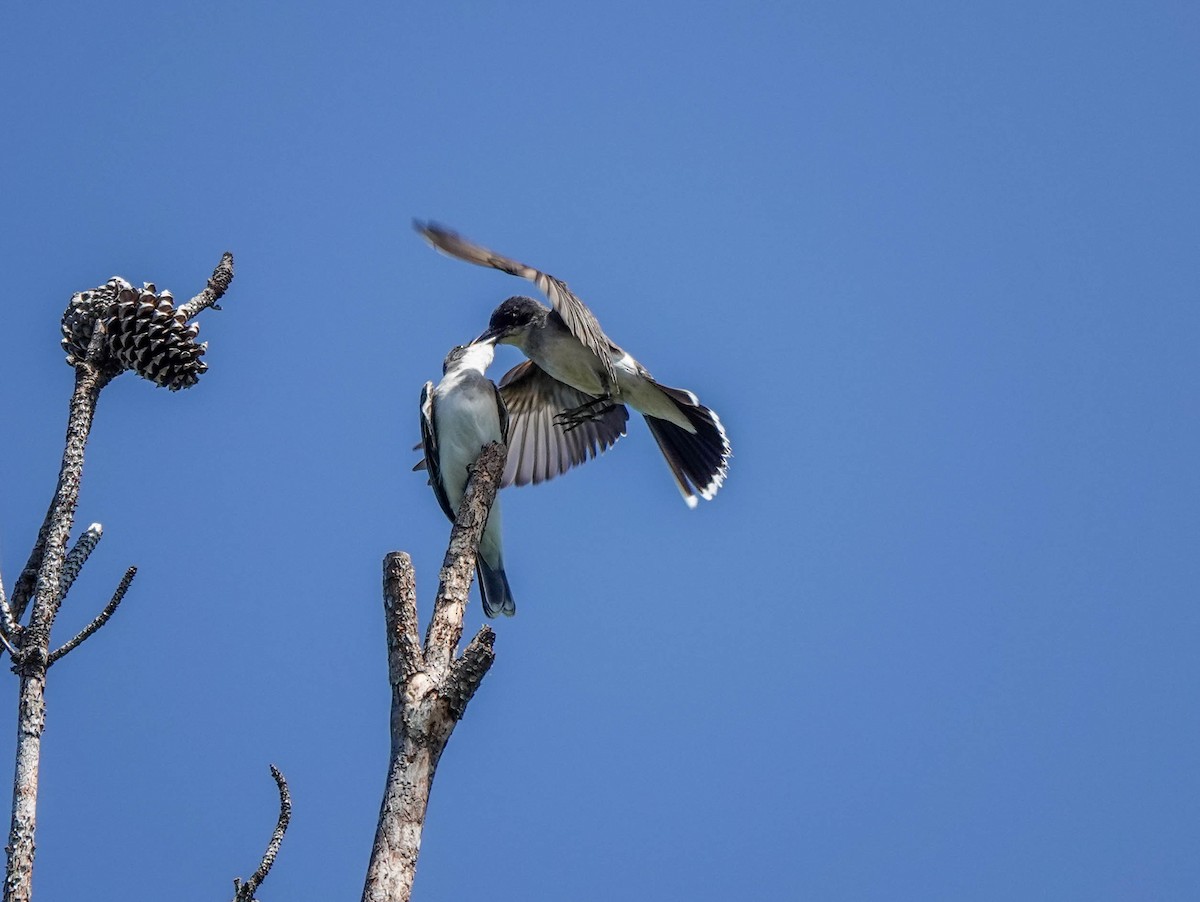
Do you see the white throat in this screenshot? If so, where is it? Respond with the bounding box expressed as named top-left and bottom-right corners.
top-left (453, 342), bottom-right (496, 375)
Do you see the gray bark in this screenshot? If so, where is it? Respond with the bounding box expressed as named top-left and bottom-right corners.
top-left (362, 441), bottom-right (505, 902)
top-left (3, 254), bottom-right (235, 902)
top-left (5, 363), bottom-right (111, 902)
top-left (232, 765), bottom-right (292, 902)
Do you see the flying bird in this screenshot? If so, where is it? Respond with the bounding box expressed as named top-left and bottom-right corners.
top-left (419, 342), bottom-right (516, 617)
top-left (416, 222), bottom-right (730, 508)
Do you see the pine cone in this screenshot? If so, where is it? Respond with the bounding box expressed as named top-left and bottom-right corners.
top-left (60, 279), bottom-right (209, 391)
top-left (106, 283), bottom-right (208, 391)
top-left (60, 278), bottom-right (124, 366)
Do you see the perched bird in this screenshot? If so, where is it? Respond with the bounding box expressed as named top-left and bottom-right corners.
top-left (416, 222), bottom-right (731, 508)
top-left (419, 342), bottom-right (516, 617)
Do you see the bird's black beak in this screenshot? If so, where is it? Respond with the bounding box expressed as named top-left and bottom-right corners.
top-left (472, 327), bottom-right (503, 346)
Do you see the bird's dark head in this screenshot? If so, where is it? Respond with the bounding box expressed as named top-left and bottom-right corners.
top-left (473, 295), bottom-right (549, 348)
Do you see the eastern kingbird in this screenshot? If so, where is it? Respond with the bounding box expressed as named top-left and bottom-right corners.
top-left (416, 223), bottom-right (731, 508)
top-left (419, 342), bottom-right (516, 617)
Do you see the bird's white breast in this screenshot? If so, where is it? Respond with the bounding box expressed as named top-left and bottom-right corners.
top-left (435, 375), bottom-right (504, 509)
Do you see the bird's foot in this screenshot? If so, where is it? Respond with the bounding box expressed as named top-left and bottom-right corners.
top-left (554, 397), bottom-right (616, 433)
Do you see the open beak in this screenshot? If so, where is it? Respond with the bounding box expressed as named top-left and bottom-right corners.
top-left (471, 327), bottom-right (502, 346)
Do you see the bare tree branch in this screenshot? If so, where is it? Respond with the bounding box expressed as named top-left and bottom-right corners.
top-left (5, 257), bottom-right (237, 902)
top-left (384, 553), bottom-right (424, 684)
top-left (59, 523), bottom-right (102, 597)
top-left (232, 765), bottom-right (292, 902)
top-left (0, 570), bottom-right (19, 648)
top-left (363, 441), bottom-right (506, 902)
top-left (177, 252), bottom-right (235, 321)
top-left (444, 626), bottom-right (496, 720)
top-left (423, 441), bottom-right (507, 677)
top-left (8, 500), bottom-right (55, 627)
top-left (6, 361), bottom-right (109, 902)
top-left (48, 566), bottom-right (136, 665)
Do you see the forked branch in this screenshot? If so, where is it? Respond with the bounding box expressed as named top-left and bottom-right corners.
top-left (362, 441), bottom-right (506, 902)
top-left (4, 255), bottom-right (236, 902)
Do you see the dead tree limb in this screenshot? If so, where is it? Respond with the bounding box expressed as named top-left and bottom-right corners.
top-left (3, 255), bottom-right (235, 902)
top-left (7, 500), bottom-right (55, 627)
top-left (0, 569), bottom-right (19, 649)
top-left (232, 765), bottom-right (292, 902)
top-left (6, 360), bottom-right (113, 902)
top-left (48, 566), bottom-right (137, 665)
top-left (177, 251), bottom-right (235, 321)
top-left (58, 524), bottom-right (103, 597)
top-left (362, 441), bottom-right (505, 902)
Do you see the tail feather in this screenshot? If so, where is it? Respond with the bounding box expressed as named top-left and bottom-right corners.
top-left (644, 383), bottom-right (731, 507)
top-left (477, 559), bottom-right (516, 618)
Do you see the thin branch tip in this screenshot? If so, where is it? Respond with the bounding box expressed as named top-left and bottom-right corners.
top-left (232, 765), bottom-right (291, 902)
top-left (269, 763), bottom-right (291, 807)
top-left (49, 565), bottom-right (137, 665)
top-left (179, 251), bottom-right (237, 321)
top-left (60, 523), bottom-right (104, 597)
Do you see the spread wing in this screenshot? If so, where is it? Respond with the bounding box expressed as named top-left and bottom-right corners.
top-left (416, 221), bottom-right (618, 387)
top-left (418, 380), bottom-right (455, 521)
top-left (498, 360), bottom-right (628, 488)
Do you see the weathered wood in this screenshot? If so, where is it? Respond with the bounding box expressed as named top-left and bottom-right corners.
top-left (48, 566), bottom-right (137, 665)
top-left (5, 254), bottom-right (236, 902)
top-left (232, 765), bottom-right (291, 902)
top-left (362, 442), bottom-right (506, 902)
top-left (6, 362), bottom-right (109, 902)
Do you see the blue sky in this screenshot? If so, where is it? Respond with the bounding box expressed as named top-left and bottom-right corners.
top-left (1, 2), bottom-right (1198, 899)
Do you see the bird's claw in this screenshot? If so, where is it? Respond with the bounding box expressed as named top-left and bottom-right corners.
top-left (554, 398), bottom-right (615, 433)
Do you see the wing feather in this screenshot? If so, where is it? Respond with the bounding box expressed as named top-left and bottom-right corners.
top-left (417, 222), bottom-right (618, 386)
top-left (418, 381), bottom-right (456, 521)
top-left (497, 360), bottom-right (628, 488)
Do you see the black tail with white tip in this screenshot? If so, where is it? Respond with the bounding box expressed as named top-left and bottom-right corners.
top-left (643, 383), bottom-right (730, 508)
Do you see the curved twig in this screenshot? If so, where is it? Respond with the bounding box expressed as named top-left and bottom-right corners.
top-left (232, 765), bottom-right (292, 902)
